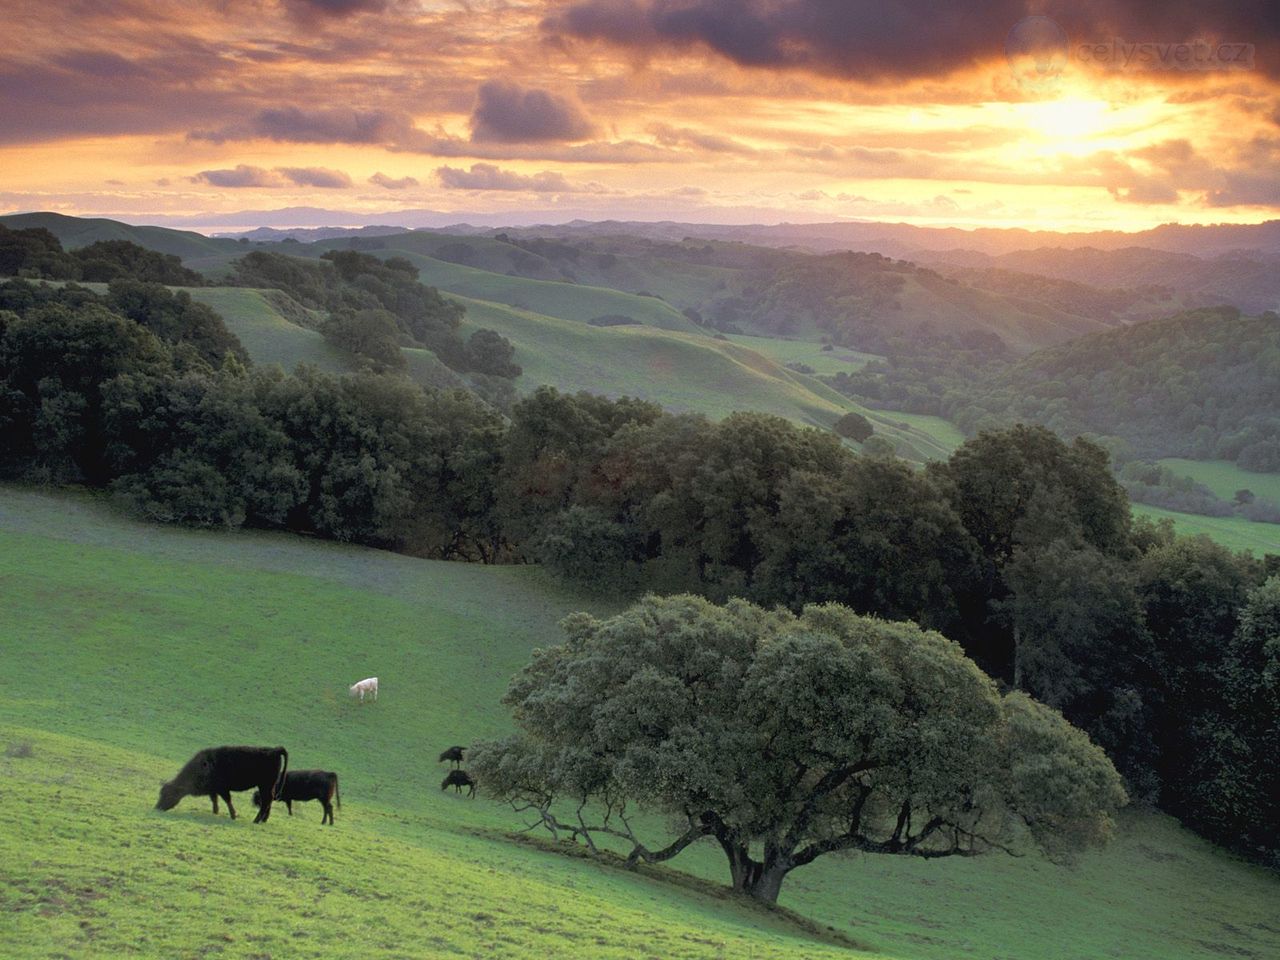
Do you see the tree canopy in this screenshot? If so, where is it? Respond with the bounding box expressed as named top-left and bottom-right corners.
top-left (472, 594), bottom-right (1127, 903)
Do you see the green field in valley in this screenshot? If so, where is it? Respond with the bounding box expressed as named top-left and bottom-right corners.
top-left (1157, 459), bottom-right (1280, 504)
top-left (2, 486), bottom-right (1278, 960)
top-left (1132, 503), bottom-right (1280, 554)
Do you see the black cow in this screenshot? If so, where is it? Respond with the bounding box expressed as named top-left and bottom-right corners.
top-left (438, 746), bottom-right (465, 768)
top-left (441, 769), bottom-right (475, 797)
top-left (156, 746), bottom-right (288, 823)
top-left (253, 770), bottom-right (341, 825)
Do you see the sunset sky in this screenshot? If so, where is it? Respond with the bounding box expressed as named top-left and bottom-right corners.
top-left (2, 0), bottom-right (1278, 231)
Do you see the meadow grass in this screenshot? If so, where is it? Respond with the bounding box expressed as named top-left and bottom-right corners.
top-left (1156, 459), bottom-right (1280, 504)
top-left (721, 335), bottom-right (883, 376)
top-left (186, 288), bottom-right (349, 374)
top-left (2, 486), bottom-right (1278, 960)
top-left (375, 253), bottom-right (701, 333)
top-left (455, 295), bottom-right (960, 459)
top-left (1132, 503), bottom-right (1280, 555)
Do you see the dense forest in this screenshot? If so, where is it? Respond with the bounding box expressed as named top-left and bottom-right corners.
top-left (949, 307), bottom-right (1280, 469)
top-left (833, 306), bottom-right (1280, 478)
top-left (1, 273), bottom-right (1277, 868)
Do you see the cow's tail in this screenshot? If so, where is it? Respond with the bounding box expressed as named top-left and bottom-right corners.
top-left (273, 747), bottom-right (289, 800)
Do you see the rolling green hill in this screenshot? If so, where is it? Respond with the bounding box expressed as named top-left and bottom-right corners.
top-left (455, 294), bottom-right (960, 460)
top-left (185, 286), bottom-right (467, 392)
top-left (0, 211), bottom-right (239, 264)
top-left (177, 280), bottom-right (960, 462)
top-left (3, 486), bottom-right (1278, 960)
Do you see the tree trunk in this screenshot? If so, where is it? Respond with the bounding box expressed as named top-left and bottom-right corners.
top-left (744, 862), bottom-right (790, 904)
top-left (1012, 623), bottom-right (1024, 690)
top-left (717, 838), bottom-right (792, 904)
top-left (720, 838), bottom-right (760, 892)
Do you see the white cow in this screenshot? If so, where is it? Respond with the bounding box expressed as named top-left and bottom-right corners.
top-left (349, 676), bottom-right (378, 702)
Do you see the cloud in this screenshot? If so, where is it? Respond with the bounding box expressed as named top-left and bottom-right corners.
top-left (544, 1), bottom-right (1280, 80)
top-left (191, 164), bottom-right (352, 188)
top-left (280, 0), bottom-right (391, 22)
top-left (437, 162), bottom-right (581, 192)
top-left (470, 81), bottom-right (596, 143)
top-left (278, 166), bottom-right (353, 188)
top-left (191, 106), bottom-right (417, 145)
top-left (369, 172), bottom-right (420, 190)
top-left (193, 165), bottom-right (287, 188)
top-left (649, 124), bottom-right (755, 154)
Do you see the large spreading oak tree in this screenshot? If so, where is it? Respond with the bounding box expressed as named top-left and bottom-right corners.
top-left (472, 594), bottom-right (1127, 904)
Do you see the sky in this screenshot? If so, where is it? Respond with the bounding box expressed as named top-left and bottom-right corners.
top-left (2, 0), bottom-right (1279, 232)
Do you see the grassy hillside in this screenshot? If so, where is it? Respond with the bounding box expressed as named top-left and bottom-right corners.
top-left (179, 280), bottom-right (960, 461)
top-left (186, 287), bottom-right (467, 392)
top-left (1133, 503), bottom-right (1280, 554)
top-left (723, 334), bottom-right (883, 376)
top-left (0, 211), bottom-right (238, 264)
top-left (3, 487), bottom-right (1278, 960)
top-left (386, 255), bottom-right (700, 333)
top-left (456, 295), bottom-right (960, 460)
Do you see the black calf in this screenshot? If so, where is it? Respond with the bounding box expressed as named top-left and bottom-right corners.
top-left (253, 770), bottom-right (341, 825)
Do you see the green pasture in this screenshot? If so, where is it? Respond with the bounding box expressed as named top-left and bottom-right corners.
top-left (1, 487), bottom-right (1277, 959)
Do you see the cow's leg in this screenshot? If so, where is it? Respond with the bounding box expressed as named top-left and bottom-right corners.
top-left (221, 792), bottom-right (236, 820)
top-left (254, 794), bottom-right (270, 823)
top-left (321, 800), bottom-right (333, 825)
top-left (210, 794), bottom-right (219, 815)
top-left (286, 799), bottom-right (293, 816)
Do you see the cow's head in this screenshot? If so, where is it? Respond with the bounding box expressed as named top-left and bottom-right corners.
top-left (155, 780), bottom-right (183, 810)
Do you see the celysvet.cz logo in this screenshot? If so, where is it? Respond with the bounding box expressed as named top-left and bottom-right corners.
top-left (1006, 16), bottom-right (1254, 89)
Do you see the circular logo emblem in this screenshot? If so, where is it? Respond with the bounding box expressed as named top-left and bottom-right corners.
top-left (1006, 16), bottom-right (1069, 91)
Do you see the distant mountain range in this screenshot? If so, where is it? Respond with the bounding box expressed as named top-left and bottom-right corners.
top-left (9, 206), bottom-right (1279, 258)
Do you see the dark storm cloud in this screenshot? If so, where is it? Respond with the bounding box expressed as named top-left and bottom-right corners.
top-left (280, 0), bottom-right (391, 20)
top-left (469, 80), bottom-right (597, 143)
top-left (543, 1), bottom-right (1280, 80)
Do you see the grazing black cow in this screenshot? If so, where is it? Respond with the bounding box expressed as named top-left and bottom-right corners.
top-left (253, 770), bottom-right (341, 825)
top-left (438, 746), bottom-right (465, 768)
top-left (156, 746), bottom-right (288, 823)
top-left (441, 769), bottom-right (476, 797)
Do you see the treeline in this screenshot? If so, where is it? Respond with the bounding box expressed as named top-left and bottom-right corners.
top-left (2, 283), bottom-right (1277, 863)
top-left (0, 278), bottom-right (504, 555)
top-left (232, 250), bottom-right (520, 381)
top-left (0, 224), bottom-right (204, 285)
